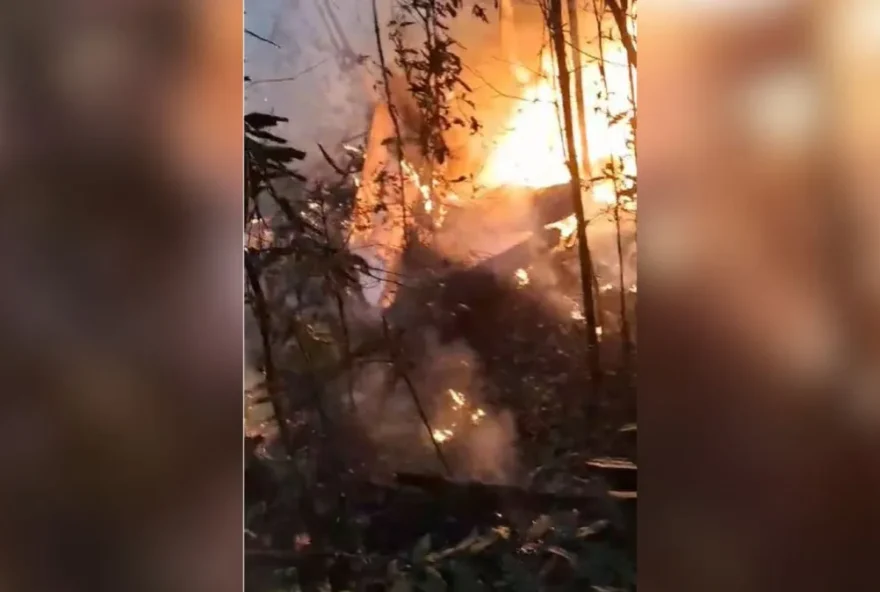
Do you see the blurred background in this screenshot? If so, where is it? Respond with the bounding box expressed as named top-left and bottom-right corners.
top-left (0, 1), bottom-right (242, 591)
top-left (640, 0), bottom-right (880, 590)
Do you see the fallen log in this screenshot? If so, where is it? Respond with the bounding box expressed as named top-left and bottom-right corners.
top-left (395, 471), bottom-right (629, 506)
top-left (392, 472), bottom-right (634, 532)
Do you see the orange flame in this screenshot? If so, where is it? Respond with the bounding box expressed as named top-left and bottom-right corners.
top-left (478, 40), bottom-right (636, 210)
top-left (431, 389), bottom-right (487, 444)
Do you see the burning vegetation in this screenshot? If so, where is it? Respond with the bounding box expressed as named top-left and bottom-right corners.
top-left (245, 0), bottom-right (637, 590)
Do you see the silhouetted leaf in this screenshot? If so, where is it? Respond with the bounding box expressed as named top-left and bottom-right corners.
top-left (413, 534), bottom-right (432, 563)
top-left (246, 112), bottom-right (289, 130)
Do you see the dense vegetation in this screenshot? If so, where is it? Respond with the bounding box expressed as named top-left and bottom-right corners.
top-left (245, 1), bottom-right (637, 590)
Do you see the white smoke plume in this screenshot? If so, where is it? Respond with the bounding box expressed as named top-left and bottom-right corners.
top-left (245, 0), bottom-right (395, 173)
top-left (352, 330), bottom-right (520, 484)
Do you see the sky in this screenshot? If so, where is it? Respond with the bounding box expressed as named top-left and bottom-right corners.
top-left (245, 0), bottom-right (394, 171)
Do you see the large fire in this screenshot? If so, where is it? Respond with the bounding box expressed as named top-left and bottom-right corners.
top-left (348, 11), bottom-right (637, 305)
top-left (431, 388), bottom-right (487, 444)
top-left (478, 40), bottom-right (636, 211)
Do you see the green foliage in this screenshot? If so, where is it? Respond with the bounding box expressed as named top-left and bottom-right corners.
top-left (387, 0), bottom-right (489, 166)
top-left (245, 112), bottom-right (305, 214)
top-left (376, 513), bottom-right (633, 592)
top-left (244, 109), bottom-right (366, 333)
top-left (244, 107), bottom-right (373, 465)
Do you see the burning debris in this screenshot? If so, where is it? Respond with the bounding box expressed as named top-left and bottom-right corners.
top-left (433, 428), bottom-right (455, 443)
top-left (546, 214), bottom-right (579, 241)
top-left (245, 216), bottom-right (274, 250)
top-left (341, 2), bottom-right (637, 310)
top-left (431, 388), bottom-right (488, 445)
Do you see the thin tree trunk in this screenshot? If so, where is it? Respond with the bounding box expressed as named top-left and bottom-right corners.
top-left (381, 316), bottom-right (453, 477)
top-left (604, 0), bottom-right (636, 68)
top-left (592, 0), bottom-right (632, 368)
top-left (425, 0), bottom-right (438, 222)
top-left (567, 0), bottom-right (605, 324)
top-left (372, 0), bottom-right (408, 237)
top-left (567, 0), bottom-right (592, 178)
top-left (317, 196), bottom-right (359, 415)
top-left (549, 0), bottom-right (603, 397)
top-left (546, 8), bottom-right (602, 310)
top-left (334, 291), bottom-right (358, 413)
top-left (614, 203), bottom-right (632, 364)
top-left (245, 254), bottom-right (296, 458)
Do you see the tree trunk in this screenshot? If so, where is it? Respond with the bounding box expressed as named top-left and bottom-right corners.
top-left (592, 0), bottom-right (633, 371)
top-left (245, 254), bottom-right (296, 458)
top-left (567, 0), bottom-right (592, 178)
top-left (604, 0), bottom-right (637, 68)
top-left (371, 0), bottom-right (408, 235)
top-left (549, 0), bottom-right (603, 402)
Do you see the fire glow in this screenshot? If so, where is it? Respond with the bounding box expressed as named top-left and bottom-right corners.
top-left (348, 9), bottom-right (637, 310)
top-left (431, 388), bottom-right (487, 444)
top-left (478, 42), bottom-right (636, 209)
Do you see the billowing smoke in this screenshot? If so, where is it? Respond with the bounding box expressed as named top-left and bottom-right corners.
top-left (245, 0), bottom-right (395, 173)
top-left (351, 330), bottom-right (519, 484)
top-left (244, 0), bottom-right (540, 175)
